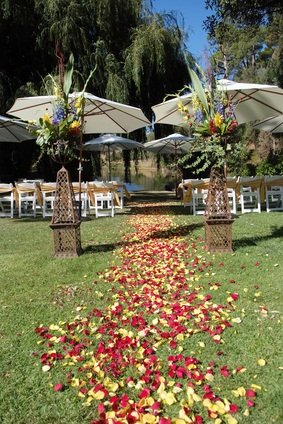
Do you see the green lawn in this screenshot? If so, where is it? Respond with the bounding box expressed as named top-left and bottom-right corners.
top-left (0, 200), bottom-right (282, 423)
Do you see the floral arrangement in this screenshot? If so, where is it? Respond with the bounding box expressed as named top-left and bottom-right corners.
top-left (177, 66), bottom-right (239, 172)
top-left (28, 54), bottom-right (82, 160)
top-left (30, 53), bottom-right (95, 162)
top-left (178, 67), bottom-right (238, 139)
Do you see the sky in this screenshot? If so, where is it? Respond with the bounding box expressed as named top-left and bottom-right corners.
top-left (152, 0), bottom-right (211, 59)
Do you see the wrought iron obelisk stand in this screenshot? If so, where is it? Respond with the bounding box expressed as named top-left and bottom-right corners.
top-left (50, 166), bottom-right (82, 257)
top-left (204, 166), bottom-right (234, 253)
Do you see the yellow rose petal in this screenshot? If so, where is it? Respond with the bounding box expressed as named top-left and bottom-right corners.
top-left (42, 365), bottom-right (50, 372)
top-left (257, 359), bottom-right (266, 366)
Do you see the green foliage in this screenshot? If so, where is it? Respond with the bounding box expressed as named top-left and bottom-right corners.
top-left (178, 137), bottom-right (226, 174)
top-left (63, 53), bottom-right (75, 97)
top-left (124, 14), bottom-right (189, 112)
top-left (188, 67), bottom-right (209, 116)
top-left (205, 0), bottom-right (283, 29)
top-left (207, 2), bottom-right (283, 86)
top-left (124, 18), bottom-right (174, 93)
top-left (226, 141), bottom-right (253, 176)
top-left (210, 23), bottom-right (266, 80)
top-left (256, 155), bottom-right (283, 176)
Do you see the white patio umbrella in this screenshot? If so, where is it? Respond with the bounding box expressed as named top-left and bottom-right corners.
top-left (83, 134), bottom-right (144, 180)
top-left (144, 133), bottom-right (193, 155)
top-left (0, 115), bottom-right (35, 143)
top-left (253, 115), bottom-right (283, 133)
top-left (144, 133), bottom-right (194, 195)
top-left (152, 80), bottom-right (283, 126)
top-left (152, 94), bottom-right (192, 126)
top-left (7, 92), bottom-right (150, 134)
top-left (218, 79), bottom-right (283, 124)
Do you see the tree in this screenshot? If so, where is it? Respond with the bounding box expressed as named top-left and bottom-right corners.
top-left (205, 0), bottom-right (283, 32)
top-left (204, 0), bottom-right (283, 85)
top-left (124, 15), bottom-right (189, 116)
top-left (209, 23), bottom-right (266, 80)
top-left (0, 0), bottom-right (191, 182)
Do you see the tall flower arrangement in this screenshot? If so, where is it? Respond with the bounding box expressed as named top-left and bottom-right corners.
top-left (178, 67), bottom-right (238, 172)
top-left (30, 53), bottom-right (95, 162)
top-left (28, 54), bottom-right (82, 160)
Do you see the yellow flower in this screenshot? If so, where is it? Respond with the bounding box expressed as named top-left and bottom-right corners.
top-left (75, 96), bottom-right (85, 115)
top-left (42, 113), bottom-right (51, 124)
top-left (191, 93), bottom-right (203, 111)
top-left (70, 120), bottom-right (80, 129)
top-left (53, 86), bottom-right (60, 98)
top-left (214, 112), bottom-right (223, 127)
top-left (75, 96), bottom-right (83, 109)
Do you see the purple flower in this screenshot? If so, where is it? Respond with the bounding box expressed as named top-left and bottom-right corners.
top-left (195, 111), bottom-right (203, 123)
top-left (216, 103), bottom-right (225, 115)
top-left (52, 105), bottom-right (65, 125)
top-left (227, 104), bottom-right (236, 119)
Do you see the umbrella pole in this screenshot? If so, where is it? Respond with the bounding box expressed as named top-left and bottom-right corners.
top-left (78, 116), bottom-right (83, 219)
top-left (174, 144), bottom-right (178, 197)
top-left (108, 145), bottom-right (112, 181)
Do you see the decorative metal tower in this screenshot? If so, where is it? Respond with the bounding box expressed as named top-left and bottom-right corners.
top-left (50, 166), bottom-right (81, 257)
top-left (204, 166), bottom-right (234, 253)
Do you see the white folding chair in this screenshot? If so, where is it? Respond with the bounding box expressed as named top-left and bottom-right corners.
top-left (238, 176), bottom-right (263, 213)
top-left (192, 179), bottom-right (209, 215)
top-left (227, 177), bottom-right (237, 215)
top-left (0, 183), bottom-right (15, 218)
top-left (40, 182), bottom-right (57, 218)
top-left (93, 191), bottom-right (115, 218)
top-left (180, 179), bottom-right (195, 212)
top-left (193, 190), bottom-right (208, 215)
top-left (87, 182), bottom-right (115, 218)
top-left (108, 181), bottom-right (124, 209)
top-left (15, 182), bottom-right (38, 218)
top-left (265, 176), bottom-right (283, 212)
top-left (72, 182), bottom-right (89, 218)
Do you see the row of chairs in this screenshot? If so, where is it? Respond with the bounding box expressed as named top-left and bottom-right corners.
top-left (0, 181), bottom-right (129, 219)
top-left (180, 176), bottom-right (283, 215)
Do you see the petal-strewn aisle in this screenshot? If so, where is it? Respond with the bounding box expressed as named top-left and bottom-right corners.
top-left (36, 203), bottom-right (258, 424)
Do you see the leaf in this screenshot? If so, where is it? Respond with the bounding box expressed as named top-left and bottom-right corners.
top-left (188, 67), bottom-right (209, 116)
top-left (63, 53), bottom-right (74, 97)
top-left (81, 65), bottom-right (97, 94)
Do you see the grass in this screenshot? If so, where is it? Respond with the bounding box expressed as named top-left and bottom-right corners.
top-left (0, 197), bottom-right (282, 423)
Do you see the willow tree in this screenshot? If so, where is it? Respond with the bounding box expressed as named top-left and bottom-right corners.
top-left (121, 14), bottom-right (188, 179)
top-left (124, 15), bottom-right (189, 115)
